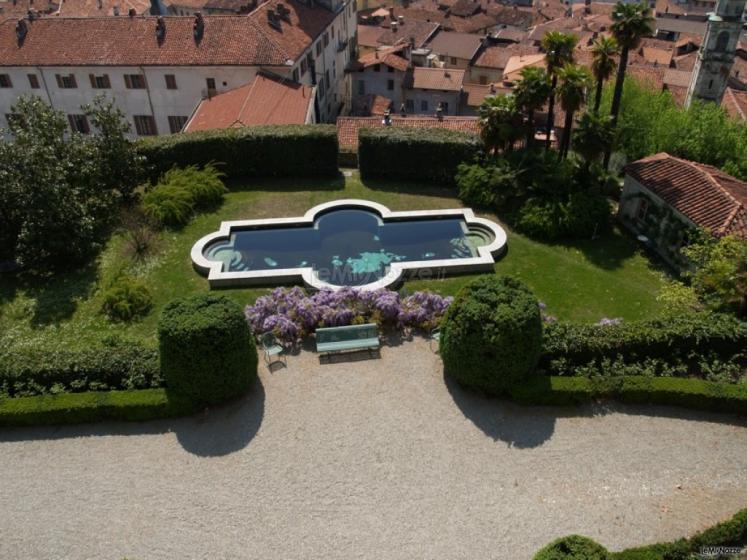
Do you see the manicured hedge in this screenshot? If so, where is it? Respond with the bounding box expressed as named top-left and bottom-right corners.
top-left (508, 375), bottom-right (747, 416)
top-left (541, 313), bottom-right (747, 374)
top-left (531, 508), bottom-right (747, 559)
top-left (441, 276), bottom-right (543, 394)
top-left (0, 389), bottom-right (196, 427)
top-left (358, 127), bottom-right (482, 185)
top-left (137, 125), bottom-right (339, 180)
top-left (159, 294), bottom-right (258, 407)
top-left (0, 340), bottom-right (161, 398)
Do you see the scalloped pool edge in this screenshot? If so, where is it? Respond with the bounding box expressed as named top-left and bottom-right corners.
top-left (190, 199), bottom-right (508, 291)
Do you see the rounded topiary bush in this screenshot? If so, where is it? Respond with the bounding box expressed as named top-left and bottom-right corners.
top-left (159, 294), bottom-right (257, 406)
top-left (440, 275), bottom-right (542, 394)
top-left (533, 535), bottom-right (609, 560)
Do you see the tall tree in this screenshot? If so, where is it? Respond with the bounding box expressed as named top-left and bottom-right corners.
top-left (590, 36), bottom-right (619, 113)
top-left (573, 112), bottom-right (615, 170)
top-left (478, 94), bottom-right (523, 154)
top-left (540, 31), bottom-right (579, 151)
top-left (604, 1), bottom-right (654, 167)
top-left (513, 66), bottom-right (552, 148)
top-left (556, 64), bottom-right (591, 159)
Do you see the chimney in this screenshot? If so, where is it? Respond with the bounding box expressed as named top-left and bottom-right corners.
top-left (389, 6), bottom-right (394, 19)
top-left (128, 7), bottom-right (136, 16)
top-left (194, 12), bottom-right (205, 41)
top-left (489, 83), bottom-right (495, 93)
top-left (97, 0), bottom-right (102, 8)
top-left (155, 16), bottom-right (166, 42)
top-left (383, 108), bottom-right (392, 125)
top-left (398, 14), bottom-right (404, 24)
top-left (113, 5), bottom-right (119, 14)
top-left (391, 20), bottom-right (398, 32)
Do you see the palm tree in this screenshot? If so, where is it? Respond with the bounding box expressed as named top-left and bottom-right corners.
top-left (478, 94), bottom-right (523, 154)
top-left (604, 1), bottom-right (654, 167)
top-left (573, 112), bottom-right (615, 169)
top-left (540, 31), bottom-right (579, 151)
top-left (556, 64), bottom-right (591, 159)
top-left (590, 36), bottom-right (619, 113)
top-left (513, 66), bottom-right (551, 148)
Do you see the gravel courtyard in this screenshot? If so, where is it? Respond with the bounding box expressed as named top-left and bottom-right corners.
top-left (1, 338), bottom-right (746, 560)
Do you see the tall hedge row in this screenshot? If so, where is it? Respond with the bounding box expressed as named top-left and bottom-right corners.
top-left (159, 294), bottom-right (257, 407)
top-left (358, 127), bottom-right (482, 185)
top-left (137, 125), bottom-right (339, 180)
top-left (541, 312), bottom-right (747, 373)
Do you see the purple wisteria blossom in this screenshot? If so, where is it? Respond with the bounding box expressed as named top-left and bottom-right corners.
top-left (596, 317), bottom-right (623, 327)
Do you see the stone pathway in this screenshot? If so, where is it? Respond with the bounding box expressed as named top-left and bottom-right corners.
top-left (1, 339), bottom-right (746, 560)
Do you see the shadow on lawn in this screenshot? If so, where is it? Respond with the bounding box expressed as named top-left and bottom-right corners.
top-left (0, 378), bottom-right (266, 458)
top-left (226, 174), bottom-right (346, 193)
top-left (360, 177), bottom-right (458, 199)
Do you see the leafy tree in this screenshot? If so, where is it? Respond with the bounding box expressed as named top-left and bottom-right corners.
top-left (572, 112), bottom-right (615, 169)
top-left (0, 95), bottom-right (139, 271)
top-left (478, 94), bottom-right (523, 154)
top-left (540, 31), bottom-right (578, 151)
top-left (513, 66), bottom-right (551, 147)
top-left (590, 36), bottom-right (618, 113)
top-left (556, 64), bottom-right (592, 159)
top-left (605, 1), bottom-right (654, 167)
top-left (683, 233), bottom-right (747, 317)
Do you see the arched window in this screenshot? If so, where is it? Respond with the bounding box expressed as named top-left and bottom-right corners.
top-left (715, 31), bottom-right (730, 52)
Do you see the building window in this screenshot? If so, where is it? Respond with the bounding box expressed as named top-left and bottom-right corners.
top-left (387, 79), bottom-right (394, 91)
top-left (636, 198), bottom-right (649, 221)
top-left (89, 74), bottom-right (111, 89)
top-left (715, 31), bottom-right (729, 52)
top-left (133, 115), bottom-right (157, 136)
top-left (373, 64), bottom-right (381, 72)
top-left (0, 74), bottom-right (12, 88)
top-left (331, 25), bottom-right (334, 39)
top-left (319, 77), bottom-right (326, 98)
top-left (55, 74), bottom-right (77, 88)
top-left (420, 100), bottom-right (428, 111)
top-left (323, 32), bottom-right (329, 48)
top-left (292, 69), bottom-right (299, 82)
top-left (165, 74), bottom-right (177, 89)
top-left (325, 70), bottom-right (330, 90)
top-left (405, 99), bottom-right (414, 112)
top-left (708, 79), bottom-right (714, 89)
top-left (357, 80), bottom-right (365, 95)
top-left (67, 114), bottom-right (90, 134)
top-left (27, 74), bottom-right (40, 89)
top-left (478, 75), bottom-right (487, 85)
top-left (168, 115), bottom-right (188, 133)
top-left (315, 41), bottom-right (322, 56)
top-left (450, 57), bottom-right (458, 65)
top-left (206, 77), bottom-right (216, 91)
top-left (387, 65), bottom-right (394, 73)
top-left (442, 101), bottom-right (449, 113)
top-left (124, 74), bottom-right (146, 89)
top-left (300, 59), bottom-right (308, 76)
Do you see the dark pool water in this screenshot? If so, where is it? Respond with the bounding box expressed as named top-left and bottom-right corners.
top-left (203, 209), bottom-right (489, 287)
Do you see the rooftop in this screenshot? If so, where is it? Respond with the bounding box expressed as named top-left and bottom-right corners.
top-left (337, 115), bottom-right (479, 149)
top-left (410, 66), bottom-right (465, 91)
top-left (502, 52), bottom-right (545, 82)
top-left (0, 0), bottom-right (336, 67)
top-left (184, 71), bottom-right (313, 132)
top-left (426, 30), bottom-right (483, 61)
top-left (376, 18), bottom-right (440, 49)
top-left (722, 87), bottom-right (747, 121)
top-left (473, 42), bottom-right (540, 70)
top-left (625, 152), bottom-right (747, 238)
top-left (355, 45), bottom-right (410, 72)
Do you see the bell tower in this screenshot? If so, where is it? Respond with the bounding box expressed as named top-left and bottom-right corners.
top-left (684, 0), bottom-right (746, 107)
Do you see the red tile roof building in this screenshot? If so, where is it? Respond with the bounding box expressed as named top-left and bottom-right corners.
top-left (184, 71), bottom-right (314, 131)
top-left (622, 152), bottom-right (747, 240)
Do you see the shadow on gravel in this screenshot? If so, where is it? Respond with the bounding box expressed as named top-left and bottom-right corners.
top-left (0, 378), bottom-right (266, 458)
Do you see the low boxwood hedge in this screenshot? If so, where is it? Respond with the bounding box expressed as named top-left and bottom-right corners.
top-left (358, 127), bottom-right (482, 185)
top-left (508, 375), bottom-right (747, 415)
top-left (0, 339), bottom-right (161, 398)
top-left (532, 508), bottom-right (747, 559)
top-left (137, 124), bottom-right (339, 181)
top-left (0, 389), bottom-right (196, 427)
top-left (541, 313), bottom-right (747, 375)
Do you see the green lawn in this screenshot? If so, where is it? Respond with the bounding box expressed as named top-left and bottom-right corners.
top-left (0, 173), bottom-right (668, 350)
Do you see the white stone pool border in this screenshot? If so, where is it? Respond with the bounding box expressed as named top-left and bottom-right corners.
top-left (190, 199), bottom-right (508, 291)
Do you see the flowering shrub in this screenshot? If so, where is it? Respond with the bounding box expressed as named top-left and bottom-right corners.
top-left (244, 287), bottom-right (452, 344)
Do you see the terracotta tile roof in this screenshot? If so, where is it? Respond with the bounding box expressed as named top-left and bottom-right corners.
top-left (411, 66), bottom-right (465, 90)
top-left (625, 152), bottom-right (747, 238)
top-left (57, 0), bottom-right (149, 17)
top-left (626, 64), bottom-right (667, 88)
top-left (640, 46), bottom-right (673, 66)
top-left (357, 23), bottom-right (383, 47)
top-left (502, 52), bottom-right (545, 82)
top-left (426, 30), bottom-right (482, 60)
top-left (184, 71), bottom-right (312, 131)
top-left (665, 84), bottom-right (688, 107)
top-left (527, 17), bottom-right (581, 42)
top-left (376, 19), bottom-right (439, 48)
top-left (722, 87), bottom-right (747, 121)
top-left (731, 54), bottom-right (747, 88)
top-left (0, 0), bottom-right (57, 21)
top-left (355, 46), bottom-right (410, 72)
top-left (493, 27), bottom-right (527, 43)
top-left (673, 50), bottom-right (698, 71)
top-left (663, 68), bottom-right (691, 88)
top-left (473, 42), bottom-right (540, 69)
top-left (449, 0), bottom-right (480, 17)
top-left (336, 115), bottom-right (478, 149)
top-left (462, 82), bottom-right (490, 106)
top-left (0, 0), bottom-right (335, 66)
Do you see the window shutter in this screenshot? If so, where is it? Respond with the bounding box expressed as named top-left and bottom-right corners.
top-left (124, 74), bottom-right (131, 89)
top-left (82, 116), bottom-right (90, 134)
top-left (104, 75), bottom-right (111, 89)
top-left (89, 74), bottom-right (96, 88)
top-left (55, 74), bottom-right (63, 87)
top-left (67, 114), bottom-right (75, 130)
top-left (70, 74), bottom-right (77, 88)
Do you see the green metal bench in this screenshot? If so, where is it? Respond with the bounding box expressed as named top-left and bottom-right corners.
top-left (315, 323), bottom-right (380, 356)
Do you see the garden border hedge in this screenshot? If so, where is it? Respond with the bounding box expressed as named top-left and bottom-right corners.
top-left (509, 375), bottom-right (747, 416)
top-left (358, 127), bottom-right (482, 185)
top-left (0, 389), bottom-right (197, 427)
top-left (137, 124), bottom-right (340, 181)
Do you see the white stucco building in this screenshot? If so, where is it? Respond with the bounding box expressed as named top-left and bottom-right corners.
top-left (0, 0), bottom-right (357, 137)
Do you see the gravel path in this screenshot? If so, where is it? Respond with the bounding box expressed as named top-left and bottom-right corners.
top-left (1, 338), bottom-right (746, 560)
